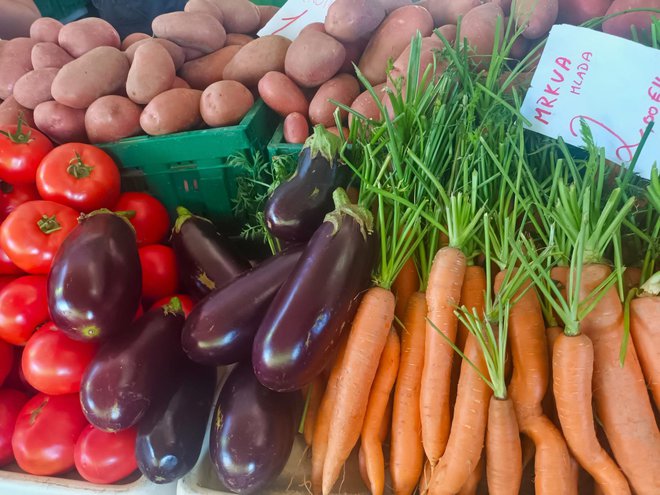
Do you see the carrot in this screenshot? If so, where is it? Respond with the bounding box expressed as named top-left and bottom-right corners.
top-left (418, 460), bottom-right (433, 495)
top-left (390, 292), bottom-right (426, 495)
top-left (304, 375), bottom-right (326, 446)
top-left (623, 266), bottom-right (642, 293)
top-left (428, 266), bottom-right (490, 495)
top-left (457, 455), bottom-right (482, 495)
top-left (392, 257), bottom-right (419, 325)
top-left (486, 396), bottom-right (523, 495)
top-left (360, 328), bottom-right (400, 495)
top-left (542, 325), bottom-right (563, 427)
top-left (579, 263), bottom-right (660, 494)
top-left (322, 287), bottom-right (396, 495)
top-left (421, 246), bottom-right (467, 465)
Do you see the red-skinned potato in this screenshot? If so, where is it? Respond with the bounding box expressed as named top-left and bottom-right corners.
top-left (462, 3), bottom-right (506, 67)
top-left (171, 77), bottom-right (191, 89)
top-left (223, 36), bottom-right (291, 88)
top-left (183, 47), bottom-right (206, 61)
top-left (325, 0), bottom-right (386, 43)
top-left (179, 45), bottom-right (241, 90)
top-left (285, 31), bottom-right (346, 88)
top-left (283, 113), bottom-right (309, 144)
top-left (140, 88), bottom-right (203, 136)
top-left (85, 96), bottom-right (143, 144)
top-left (12, 69), bottom-right (58, 110)
top-left (603, 0), bottom-right (660, 39)
top-left (378, 0), bottom-right (413, 13)
top-left (349, 83), bottom-right (387, 125)
top-left (226, 34), bottom-right (254, 46)
top-left (486, 0), bottom-right (513, 15)
top-left (340, 38), bottom-right (368, 74)
top-left (257, 5), bottom-right (279, 30)
top-left (327, 126), bottom-right (349, 139)
top-left (300, 22), bottom-right (326, 36)
top-left (0, 97), bottom-right (35, 127)
top-left (58, 18), bottom-right (120, 58)
top-left (393, 35), bottom-right (447, 84)
top-left (258, 71), bottom-right (309, 117)
top-left (214, 0), bottom-right (261, 34)
top-left (558, 0), bottom-right (611, 25)
top-left (0, 38), bottom-right (37, 100)
top-left (34, 101), bottom-right (87, 144)
top-left (184, 0), bottom-right (225, 22)
top-left (200, 81), bottom-right (254, 127)
top-left (31, 43), bottom-right (73, 70)
top-left (152, 12), bottom-right (226, 54)
top-left (308, 74), bottom-right (360, 127)
top-left (125, 38), bottom-right (185, 71)
top-left (120, 33), bottom-right (150, 50)
top-left (29, 18), bottom-right (63, 43)
top-left (514, 0), bottom-right (559, 39)
top-left (126, 42), bottom-right (176, 104)
top-left (426, 0), bottom-right (481, 26)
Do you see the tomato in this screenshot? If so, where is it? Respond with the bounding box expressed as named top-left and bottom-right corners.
top-left (74, 425), bottom-right (137, 484)
top-left (4, 347), bottom-right (38, 396)
top-left (0, 119), bottom-right (54, 185)
top-left (12, 393), bottom-right (88, 475)
top-left (151, 294), bottom-right (195, 318)
top-left (113, 192), bottom-right (170, 246)
top-left (22, 323), bottom-right (98, 396)
top-left (0, 243), bottom-right (23, 276)
top-left (0, 181), bottom-right (40, 222)
top-left (0, 276), bottom-right (49, 345)
top-left (36, 143), bottom-right (121, 213)
top-left (0, 389), bottom-right (29, 466)
top-left (0, 200), bottom-right (79, 274)
top-left (138, 245), bottom-right (179, 303)
top-left (0, 339), bottom-right (13, 385)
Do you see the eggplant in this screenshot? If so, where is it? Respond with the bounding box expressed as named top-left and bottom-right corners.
top-left (182, 246), bottom-right (304, 366)
top-left (48, 210), bottom-right (141, 342)
top-left (265, 125), bottom-right (349, 243)
top-left (252, 189), bottom-right (375, 392)
top-left (172, 207), bottom-right (251, 300)
top-left (211, 362), bottom-right (298, 494)
top-left (136, 361), bottom-right (215, 484)
top-left (80, 298), bottom-right (186, 432)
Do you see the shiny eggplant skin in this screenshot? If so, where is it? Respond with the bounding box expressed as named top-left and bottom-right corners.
top-left (172, 207), bottom-right (251, 301)
top-left (252, 190), bottom-right (375, 392)
top-left (136, 361), bottom-right (216, 484)
top-left (80, 301), bottom-right (186, 432)
top-left (47, 211), bottom-right (141, 342)
top-left (181, 246), bottom-right (304, 366)
top-left (210, 362), bottom-right (298, 494)
top-left (265, 125), bottom-right (348, 243)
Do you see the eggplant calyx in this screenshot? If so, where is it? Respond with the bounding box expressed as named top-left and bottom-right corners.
top-left (67, 153), bottom-right (94, 179)
top-left (80, 209), bottom-right (137, 231)
top-left (37, 214), bottom-right (62, 234)
top-left (173, 206), bottom-right (194, 233)
top-left (0, 113), bottom-right (32, 144)
top-left (324, 188), bottom-right (373, 240)
top-left (162, 296), bottom-right (184, 316)
top-left (304, 125), bottom-right (341, 163)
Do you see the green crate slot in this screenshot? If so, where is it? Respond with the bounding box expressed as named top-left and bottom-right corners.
top-left (252, 0), bottom-right (287, 6)
top-left (267, 123), bottom-right (303, 163)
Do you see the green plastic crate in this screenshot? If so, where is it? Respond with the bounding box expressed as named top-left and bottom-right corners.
top-left (34, 0), bottom-right (89, 22)
top-left (98, 100), bottom-right (278, 229)
top-left (267, 123), bottom-right (303, 163)
top-left (252, 0), bottom-right (287, 6)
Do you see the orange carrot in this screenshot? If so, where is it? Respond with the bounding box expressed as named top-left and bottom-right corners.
top-left (322, 287), bottom-right (396, 495)
top-left (543, 325), bottom-right (563, 428)
top-left (457, 456), bottom-right (483, 495)
top-left (390, 291), bottom-right (426, 495)
top-left (418, 460), bottom-right (433, 495)
top-left (392, 258), bottom-right (419, 325)
top-left (304, 375), bottom-right (326, 446)
top-left (630, 276), bottom-right (660, 408)
top-left (421, 247), bottom-right (467, 465)
top-left (623, 266), bottom-right (642, 293)
top-left (486, 396), bottom-right (522, 495)
top-left (361, 329), bottom-right (400, 495)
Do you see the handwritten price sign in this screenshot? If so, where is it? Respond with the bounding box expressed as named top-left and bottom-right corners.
top-left (521, 25), bottom-right (660, 179)
top-left (258, 0), bottom-right (336, 40)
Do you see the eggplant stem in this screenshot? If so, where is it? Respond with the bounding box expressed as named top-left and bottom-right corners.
top-left (162, 296), bottom-right (183, 316)
top-left (67, 153), bottom-right (94, 179)
top-left (174, 206), bottom-right (194, 233)
top-left (37, 214), bottom-right (62, 234)
top-left (324, 188), bottom-right (374, 240)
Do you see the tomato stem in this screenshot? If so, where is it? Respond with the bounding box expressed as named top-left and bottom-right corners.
top-left (38, 214), bottom-right (62, 234)
top-left (0, 112), bottom-right (33, 144)
top-left (67, 153), bottom-right (94, 179)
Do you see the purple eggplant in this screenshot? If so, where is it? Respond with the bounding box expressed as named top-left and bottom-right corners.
top-left (172, 207), bottom-right (251, 300)
top-left (136, 361), bottom-right (216, 484)
top-left (80, 298), bottom-right (186, 432)
top-left (47, 210), bottom-right (141, 342)
top-left (264, 125), bottom-right (349, 243)
top-left (211, 362), bottom-right (298, 494)
top-left (252, 189), bottom-right (375, 392)
top-left (181, 246), bottom-right (304, 366)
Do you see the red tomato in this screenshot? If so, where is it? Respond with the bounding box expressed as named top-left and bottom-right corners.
top-left (12, 393), bottom-right (88, 475)
top-left (0, 388), bottom-right (29, 466)
top-left (0, 339), bottom-right (13, 385)
top-left (0, 200), bottom-right (79, 274)
top-left (0, 181), bottom-right (40, 222)
top-left (4, 347), bottom-right (38, 396)
top-left (0, 243), bottom-right (23, 276)
top-left (138, 245), bottom-right (179, 303)
top-left (22, 323), bottom-right (98, 395)
top-left (0, 276), bottom-right (49, 345)
top-left (0, 120), bottom-right (54, 185)
top-left (151, 294), bottom-right (195, 318)
top-left (74, 425), bottom-right (137, 484)
top-left (36, 143), bottom-right (121, 213)
top-left (113, 192), bottom-right (170, 246)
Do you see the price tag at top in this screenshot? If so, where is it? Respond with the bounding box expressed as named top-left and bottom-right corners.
top-left (520, 25), bottom-right (660, 179)
top-left (258, 0), bottom-right (336, 40)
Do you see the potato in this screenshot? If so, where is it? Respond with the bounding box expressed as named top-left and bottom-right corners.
top-left (52, 47), bottom-right (130, 109)
top-left (184, 0), bottom-right (225, 22)
top-left (327, 126), bottom-right (349, 139)
top-left (31, 42), bottom-right (74, 70)
top-left (358, 6), bottom-right (433, 85)
top-left (152, 12), bottom-right (226, 54)
top-left (258, 71), bottom-right (309, 117)
top-left (426, 0), bottom-right (481, 25)
top-left (603, 0), bottom-right (660, 39)
top-left (13, 68), bottom-right (58, 110)
top-left (487, 0), bottom-right (513, 16)
top-left (300, 22), bottom-right (326, 36)
top-left (0, 38), bottom-right (37, 100)
top-left (121, 33), bottom-right (150, 50)
top-left (557, 0), bottom-right (610, 24)
top-left (285, 31), bottom-right (346, 88)
top-left (215, 0), bottom-right (261, 34)
top-left (283, 112), bottom-right (309, 144)
top-left (393, 35), bottom-right (445, 82)
top-left (179, 45), bottom-right (241, 90)
top-left (126, 42), bottom-right (175, 104)
top-left (58, 18), bottom-right (121, 58)
top-left (514, 0), bottom-right (558, 39)
top-left (437, 24), bottom-right (457, 42)
top-left (140, 88), bottom-right (203, 135)
top-left (325, 0), bottom-right (386, 43)
top-left (257, 5), bottom-right (279, 30)
top-left (125, 38), bottom-right (186, 71)
top-left (378, 0), bottom-right (414, 13)
top-left (308, 74), bottom-right (360, 127)
top-left (0, 96), bottom-right (35, 127)
top-left (462, 3), bottom-right (505, 66)
top-left (172, 77), bottom-right (191, 89)
top-left (85, 95), bottom-right (143, 144)
top-left (200, 80), bottom-right (254, 127)
top-left (29, 18), bottom-right (63, 43)
top-left (34, 101), bottom-right (87, 144)
top-left (223, 36), bottom-right (291, 88)
top-left (340, 38), bottom-right (368, 73)
top-left (183, 47), bottom-right (206, 61)
top-left (349, 84), bottom-right (387, 125)
top-left (226, 33), bottom-right (254, 46)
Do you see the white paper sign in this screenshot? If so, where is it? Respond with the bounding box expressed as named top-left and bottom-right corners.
top-left (520, 25), bottom-right (660, 179)
top-left (258, 0), bottom-right (336, 40)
